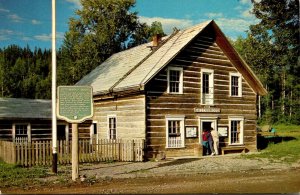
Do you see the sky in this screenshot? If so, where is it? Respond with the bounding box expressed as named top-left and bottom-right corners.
top-left (0, 0), bottom-right (259, 50)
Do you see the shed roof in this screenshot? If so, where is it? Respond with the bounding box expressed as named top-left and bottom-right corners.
top-left (0, 98), bottom-right (51, 120)
top-left (77, 20), bottom-right (267, 96)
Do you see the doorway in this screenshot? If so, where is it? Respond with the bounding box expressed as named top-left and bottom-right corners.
top-left (199, 117), bottom-right (217, 155)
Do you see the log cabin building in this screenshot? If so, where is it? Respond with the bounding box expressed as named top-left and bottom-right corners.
top-left (0, 98), bottom-right (95, 142)
top-left (77, 20), bottom-right (267, 159)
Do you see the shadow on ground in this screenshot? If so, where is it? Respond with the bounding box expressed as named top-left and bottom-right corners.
top-left (257, 135), bottom-right (297, 150)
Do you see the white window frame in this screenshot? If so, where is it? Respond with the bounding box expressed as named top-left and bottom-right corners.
top-left (201, 68), bottom-right (214, 105)
top-left (107, 115), bottom-right (117, 140)
top-left (13, 123), bottom-right (31, 142)
top-left (229, 72), bottom-right (242, 97)
top-left (228, 116), bottom-right (244, 145)
top-left (165, 115), bottom-right (185, 148)
top-left (167, 67), bottom-right (183, 94)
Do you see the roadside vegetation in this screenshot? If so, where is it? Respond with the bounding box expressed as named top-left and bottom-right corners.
top-left (0, 161), bottom-right (49, 188)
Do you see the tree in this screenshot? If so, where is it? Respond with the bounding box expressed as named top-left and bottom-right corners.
top-left (127, 21), bottom-right (166, 48)
top-left (235, 0), bottom-right (300, 124)
top-left (60, 0), bottom-right (153, 84)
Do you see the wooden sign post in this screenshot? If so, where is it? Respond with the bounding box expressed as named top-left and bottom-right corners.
top-left (72, 123), bottom-right (79, 181)
top-left (57, 86), bottom-right (93, 181)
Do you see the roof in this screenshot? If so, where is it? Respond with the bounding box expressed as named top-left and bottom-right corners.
top-left (0, 98), bottom-right (51, 120)
top-left (77, 20), bottom-right (267, 96)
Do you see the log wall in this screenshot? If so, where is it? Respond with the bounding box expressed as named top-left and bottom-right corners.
top-left (0, 120), bottom-right (92, 141)
top-left (145, 29), bottom-right (258, 158)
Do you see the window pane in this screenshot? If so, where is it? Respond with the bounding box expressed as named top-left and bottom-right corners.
top-left (202, 73), bottom-right (209, 94)
top-left (109, 117), bottom-right (116, 139)
top-left (231, 76), bottom-right (239, 96)
top-left (168, 120), bottom-right (180, 136)
top-left (169, 70), bottom-right (181, 93)
top-left (231, 120), bottom-right (240, 143)
top-left (16, 125), bottom-right (27, 136)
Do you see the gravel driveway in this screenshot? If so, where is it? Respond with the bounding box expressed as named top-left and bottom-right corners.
top-left (76, 153), bottom-right (299, 180)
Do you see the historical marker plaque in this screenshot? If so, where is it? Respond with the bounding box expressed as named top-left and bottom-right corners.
top-left (57, 86), bottom-right (93, 123)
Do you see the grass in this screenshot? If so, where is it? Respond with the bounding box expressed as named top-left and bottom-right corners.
top-left (0, 161), bottom-right (49, 188)
top-left (242, 124), bottom-right (300, 163)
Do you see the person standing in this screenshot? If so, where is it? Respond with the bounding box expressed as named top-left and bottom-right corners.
top-left (210, 127), bottom-right (219, 155)
top-left (202, 129), bottom-right (209, 155)
top-left (207, 128), bottom-right (214, 155)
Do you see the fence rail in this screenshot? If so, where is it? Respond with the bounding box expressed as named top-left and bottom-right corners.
top-left (0, 139), bottom-right (144, 166)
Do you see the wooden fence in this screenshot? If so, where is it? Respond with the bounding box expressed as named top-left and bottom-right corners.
top-left (0, 139), bottom-right (144, 166)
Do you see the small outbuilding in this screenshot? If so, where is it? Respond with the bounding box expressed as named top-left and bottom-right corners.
top-left (0, 98), bottom-right (95, 142)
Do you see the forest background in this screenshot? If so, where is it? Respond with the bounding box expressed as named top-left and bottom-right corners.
top-left (0, 0), bottom-right (299, 125)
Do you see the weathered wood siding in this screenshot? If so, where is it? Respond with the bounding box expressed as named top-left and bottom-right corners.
top-left (145, 28), bottom-right (257, 158)
top-left (93, 94), bottom-right (146, 140)
top-left (0, 120), bottom-right (92, 141)
top-left (0, 121), bottom-right (12, 140)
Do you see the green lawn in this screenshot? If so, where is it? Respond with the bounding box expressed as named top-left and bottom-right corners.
top-left (242, 124), bottom-right (300, 163)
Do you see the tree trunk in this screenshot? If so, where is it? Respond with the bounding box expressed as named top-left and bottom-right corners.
top-left (289, 90), bottom-right (292, 118)
top-left (281, 71), bottom-right (286, 114)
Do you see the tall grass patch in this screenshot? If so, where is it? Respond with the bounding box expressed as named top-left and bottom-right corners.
top-left (0, 160), bottom-right (48, 187)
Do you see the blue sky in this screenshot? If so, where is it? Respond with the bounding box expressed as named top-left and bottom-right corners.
top-left (0, 0), bottom-right (258, 50)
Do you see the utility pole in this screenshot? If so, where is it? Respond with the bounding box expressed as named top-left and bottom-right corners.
top-left (51, 0), bottom-right (58, 174)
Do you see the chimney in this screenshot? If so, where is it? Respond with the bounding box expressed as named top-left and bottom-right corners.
top-left (152, 34), bottom-right (162, 47)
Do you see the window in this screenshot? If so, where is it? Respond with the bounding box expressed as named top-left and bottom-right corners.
top-left (108, 116), bottom-right (116, 139)
top-left (230, 73), bottom-right (242, 97)
top-left (90, 121), bottom-right (97, 144)
top-left (13, 123), bottom-right (31, 142)
top-left (166, 116), bottom-right (185, 148)
top-left (201, 69), bottom-right (214, 105)
top-left (167, 67), bottom-right (183, 94)
top-left (229, 117), bottom-right (244, 145)
top-left (202, 73), bottom-right (210, 94)
top-left (15, 124), bottom-right (28, 137)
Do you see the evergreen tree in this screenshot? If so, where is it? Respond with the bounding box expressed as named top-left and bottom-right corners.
top-left (234, 0), bottom-right (300, 124)
top-left (60, 0), bottom-right (151, 84)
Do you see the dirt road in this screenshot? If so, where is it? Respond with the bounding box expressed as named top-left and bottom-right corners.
top-left (3, 155), bottom-right (300, 194)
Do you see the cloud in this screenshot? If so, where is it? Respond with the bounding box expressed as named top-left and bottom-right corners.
top-left (0, 29), bottom-right (14, 35)
top-left (8, 14), bottom-right (23, 22)
top-left (205, 12), bottom-right (223, 19)
top-left (0, 29), bottom-right (24, 41)
top-left (215, 17), bottom-right (258, 36)
top-left (0, 35), bottom-right (9, 41)
top-left (22, 37), bottom-right (32, 41)
top-left (34, 32), bottom-right (65, 42)
top-left (34, 34), bottom-right (50, 41)
top-left (65, 0), bottom-right (82, 8)
top-left (0, 8), bottom-right (10, 13)
top-left (31, 19), bottom-right (41, 25)
top-left (239, 0), bottom-right (251, 5)
top-left (139, 16), bottom-right (194, 34)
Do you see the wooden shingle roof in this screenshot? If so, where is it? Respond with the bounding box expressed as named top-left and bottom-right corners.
top-left (0, 98), bottom-right (51, 120)
top-left (77, 20), bottom-right (267, 96)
